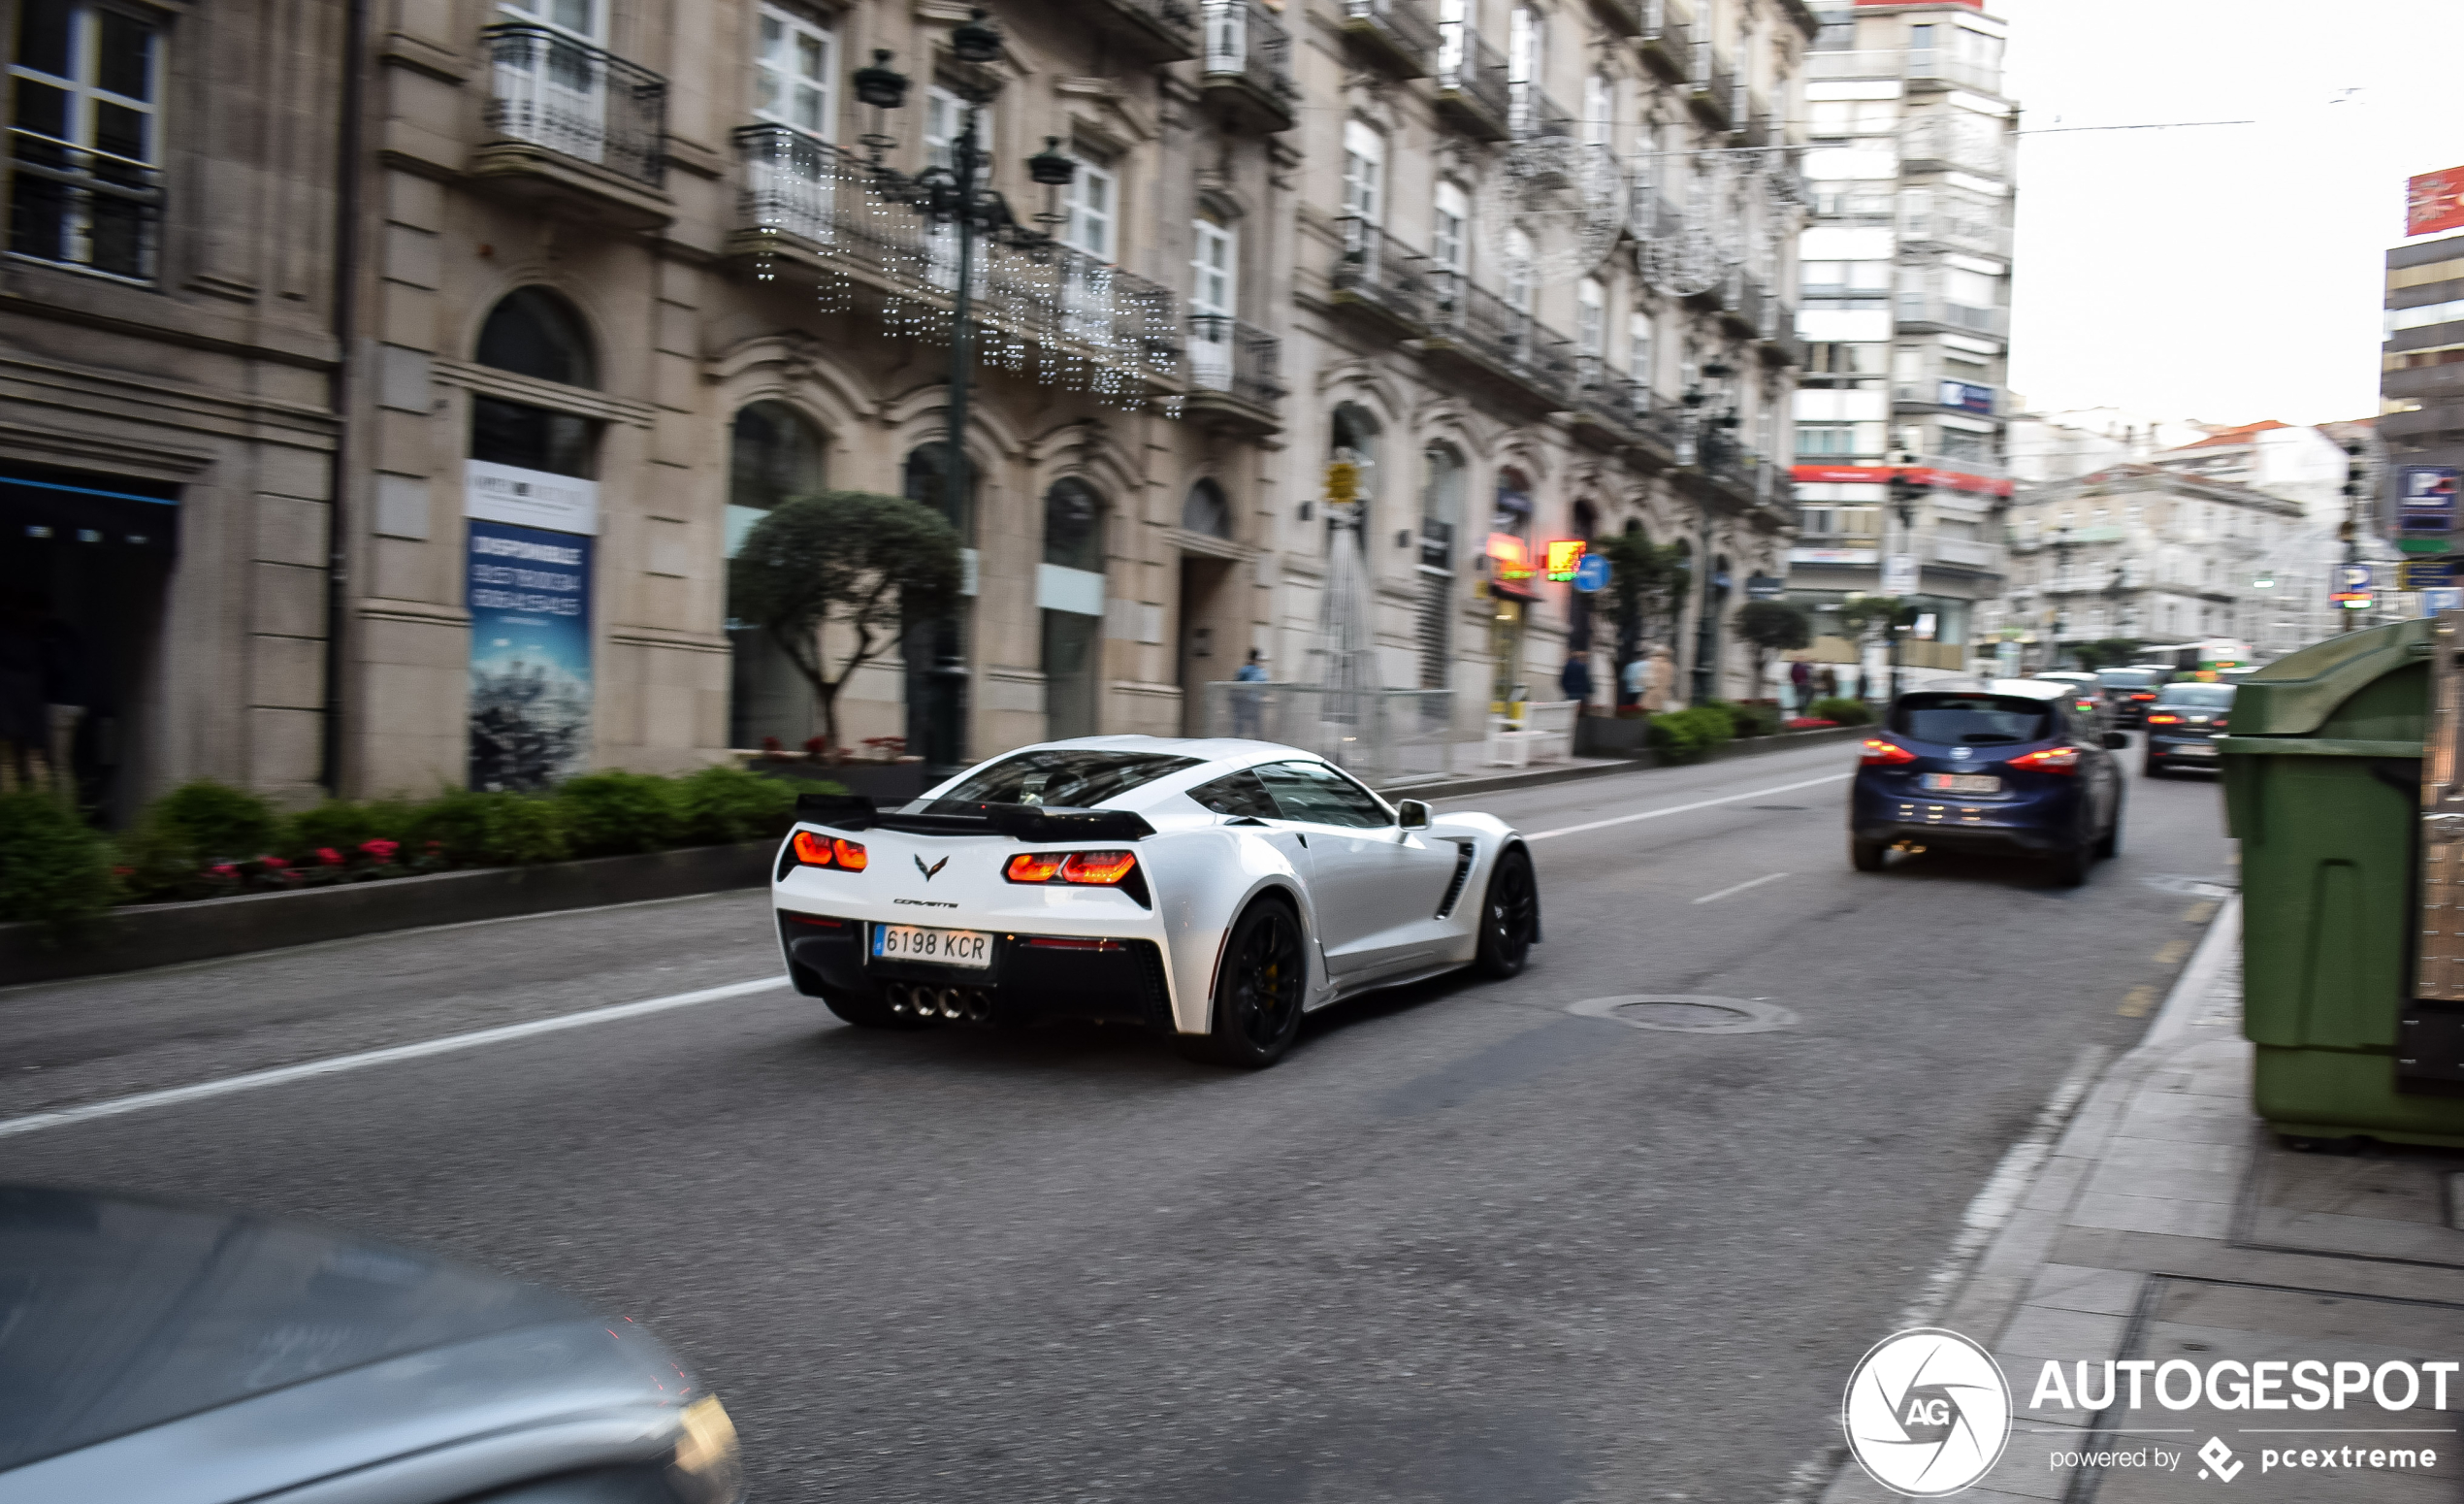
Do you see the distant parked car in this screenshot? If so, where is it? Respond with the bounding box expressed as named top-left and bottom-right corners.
top-left (2142, 682), bottom-right (2236, 777)
top-left (0, 1186), bottom-right (742, 1504)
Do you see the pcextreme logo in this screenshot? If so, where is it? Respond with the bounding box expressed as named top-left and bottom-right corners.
top-left (1843, 1328), bottom-right (2013, 1497)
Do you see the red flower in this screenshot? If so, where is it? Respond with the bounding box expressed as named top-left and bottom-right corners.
top-left (209, 863), bottom-right (240, 879)
top-left (360, 839), bottom-right (401, 862)
top-left (315, 847), bottom-right (345, 866)
top-left (256, 856), bottom-right (290, 871)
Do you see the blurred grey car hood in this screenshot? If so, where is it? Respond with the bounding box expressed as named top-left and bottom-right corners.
top-left (0, 1187), bottom-right (705, 1503)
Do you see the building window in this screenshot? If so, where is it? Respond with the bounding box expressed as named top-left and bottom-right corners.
top-left (1041, 478), bottom-right (1107, 739)
top-left (8, 0), bottom-right (163, 282)
top-left (1342, 120), bottom-right (1382, 225)
top-left (1575, 278), bottom-right (1605, 361)
top-left (1191, 213), bottom-right (1236, 318)
top-left (1182, 477), bottom-right (1231, 539)
top-left (1064, 154), bottom-right (1115, 260)
top-left (470, 287), bottom-right (599, 477)
top-left (1797, 422), bottom-right (1860, 457)
top-left (755, 4), bottom-right (832, 138)
top-left (726, 402), bottom-right (827, 750)
top-left (1582, 74), bottom-right (1609, 147)
top-left (1628, 312), bottom-right (1652, 397)
top-left (1433, 180), bottom-right (1468, 273)
top-left (501, 0), bottom-right (602, 39)
top-left (924, 82), bottom-right (987, 171)
top-left (1503, 226), bottom-right (1534, 314)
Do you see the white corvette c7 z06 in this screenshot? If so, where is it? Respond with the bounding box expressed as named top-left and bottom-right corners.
top-left (771, 736), bottom-right (1540, 1066)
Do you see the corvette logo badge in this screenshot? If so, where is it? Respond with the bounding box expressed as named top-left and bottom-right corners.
top-left (914, 855), bottom-right (950, 881)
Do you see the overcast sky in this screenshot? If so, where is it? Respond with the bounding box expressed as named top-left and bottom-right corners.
top-left (1994, 0), bottom-right (2464, 427)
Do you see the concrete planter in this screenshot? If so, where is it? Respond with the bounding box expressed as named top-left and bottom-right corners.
top-left (1572, 715), bottom-right (1655, 757)
top-left (0, 841), bottom-right (777, 988)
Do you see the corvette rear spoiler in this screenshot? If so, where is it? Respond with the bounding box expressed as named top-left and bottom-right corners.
top-left (794, 792), bottom-right (1154, 842)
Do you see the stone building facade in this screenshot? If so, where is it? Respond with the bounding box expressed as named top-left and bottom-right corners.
top-left (6, 0), bottom-right (1812, 815)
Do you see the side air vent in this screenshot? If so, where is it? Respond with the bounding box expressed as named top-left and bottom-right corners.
top-left (1434, 841), bottom-right (1477, 918)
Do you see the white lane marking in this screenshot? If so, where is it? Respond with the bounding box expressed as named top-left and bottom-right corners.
top-left (1892, 1041), bottom-right (2110, 1331)
top-left (0, 975), bottom-right (789, 1141)
top-left (1692, 871), bottom-right (1792, 905)
top-left (1523, 770), bottom-right (1850, 842)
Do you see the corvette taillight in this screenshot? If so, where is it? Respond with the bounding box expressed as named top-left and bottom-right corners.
top-left (2007, 746), bottom-right (2083, 774)
top-left (2146, 712), bottom-right (2182, 725)
top-left (1861, 738), bottom-right (1918, 766)
top-left (1005, 850), bottom-right (1139, 886)
top-left (792, 831), bottom-right (867, 869)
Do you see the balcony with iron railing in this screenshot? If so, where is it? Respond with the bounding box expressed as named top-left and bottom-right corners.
top-left (1738, 90), bottom-right (1772, 147)
top-left (1508, 86), bottom-right (1575, 144)
top-left (1434, 22), bottom-right (1511, 142)
top-left (729, 126), bottom-right (1183, 389)
top-left (1088, 0), bottom-right (1202, 63)
top-left (1569, 358), bottom-right (1678, 452)
top-left (1899, 115), bottom-right (2006, 179)
top-left (1424, 271), bottom-right (1573, 409)
top-left (1638, 0), bottom-right (1691, 81)
top-left (1760, 298), bottom-right (1801, 366)
top-left (1687, 40), bottom-right (1735, 131)
top-left (1186, 314), bottom-right (1285, 432)
top-left (1201, 0), bottom-right (1298, 132)
top-left (1342, 0), bottom-right (1439, 77)
top-left (1329, 215), bottom-right (1430, 335)
top-left (1898, 201), bottom-right (2014, 257)
top-left (477, 22), bottom-right (670, 224)
top-left (1905, 47), bottom-right (2004, 95)
top-left (1724, 274), bottom-right (1767, 337)
top-left (6, 131), bottom-right (161, 282)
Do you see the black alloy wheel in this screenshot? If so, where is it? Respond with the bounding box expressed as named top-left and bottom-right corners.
top-left (1473, 846), bottom-right (1540, 978)
top-left (1180, 899), bottom-right (1308, 1067)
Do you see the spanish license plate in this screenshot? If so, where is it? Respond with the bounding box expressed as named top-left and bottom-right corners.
top-left (1922, 773), bottom-right (2001, 794)
top-left (2175, 743), bottom-right (2218, 757)
top-left (871, 923), bottom-right (993, 967)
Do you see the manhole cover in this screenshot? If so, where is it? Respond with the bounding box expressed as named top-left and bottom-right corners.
top-left (1568, 995), bottom-right (1799, 1033)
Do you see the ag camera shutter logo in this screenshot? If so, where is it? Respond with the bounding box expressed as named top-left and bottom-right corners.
top-left (1843, 1327), bottom-right (2013, 1496)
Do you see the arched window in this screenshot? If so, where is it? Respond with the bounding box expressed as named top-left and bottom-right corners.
top-left (1044, 477), bottom-right (1106, 571)
top-left (1492, 466), bottom-right (1534, 542)
top-left (470, 287), bottom-right (597, 478)
top-left (475, 287), bottom-right (597, 387)
top-left (725, 404), bottom-right (827, 752)
top-left (1041, 479), bottom-right (1108, 738)
top-left (1416, 444), bottom-right (1467, 689)
top-left (1182, 478), bottom-right (1231, 539)
top-left (728, 402), bottom-right (825, 551)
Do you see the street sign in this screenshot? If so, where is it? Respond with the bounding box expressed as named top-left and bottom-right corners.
top-left (1542, 539), bottom-right (1587, 582)
top-left (2425, 588), bottom-right (2464, 616)
top-left (2333, 563), bottom-right (2376, 609)
top-left (1880, 554), bottom-right (1919, 596)
top-left (2401, 557), bottom-right (2460, 592)
top-left (1572, 553), bottom-right (1610, 593)
top-left (1744, 572), bottom-right (1785, 600)
top-left (2399, 467), bottom-right (2460, 534)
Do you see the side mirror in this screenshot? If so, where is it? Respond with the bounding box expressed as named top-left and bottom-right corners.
top-left (1397, 799), bottom-right (1433, 830)
top-left (2102, 732), bottom-right (2128, 750)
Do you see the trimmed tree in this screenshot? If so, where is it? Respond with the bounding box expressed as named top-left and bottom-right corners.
top-left (1733, 599), bottom-right (1812, 701)
top-left (1591, 531), bottom-right (1691, 684)
top-left (729, 490), bottom-right (962, 760)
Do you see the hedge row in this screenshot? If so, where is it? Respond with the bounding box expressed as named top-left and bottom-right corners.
top-left (0, 766), bottom-right (828, 938)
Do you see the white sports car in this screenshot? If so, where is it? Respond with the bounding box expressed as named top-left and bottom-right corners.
top-left (770, 736), bottom-right (1540, 1066)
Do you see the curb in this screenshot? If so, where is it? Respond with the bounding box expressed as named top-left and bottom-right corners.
top-left (1385, 723), bottom-right (1867, 801)
top-left (1806, 892), bottom-right (2246, 1504)
top-left (0, 842), bottom-right (777, 989)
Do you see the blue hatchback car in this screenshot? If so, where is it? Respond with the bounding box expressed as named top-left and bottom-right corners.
top-left (1849, 678), bottom-right (2128, 886)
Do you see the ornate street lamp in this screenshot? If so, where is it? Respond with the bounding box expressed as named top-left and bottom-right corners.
top-left (852, 18), bottom-right (1078, 772)
top-left (1683, 359), bottom-right (1737, 706)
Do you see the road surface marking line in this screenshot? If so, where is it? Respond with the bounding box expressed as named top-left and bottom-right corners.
top-left (1892, 1041), bottom-right (2112, 1331)
top-left (1523, 770), bottom-right (1850, 842)
top-left (1692, 871), bottom-right (1792, 905)
top-left (0, 975), bottom-right (789, 1141)
top-left (2181, 899), bottom-right (2219, 924)
top-left (2117, 985), bottom-right (2158, 1018)
top-left (2152, 937), bottom-right (2190, 965)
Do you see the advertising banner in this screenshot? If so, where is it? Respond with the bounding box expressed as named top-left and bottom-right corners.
top-left (2398, 466), bottom-right (2460, 534)
top-left (1881, 553), bottom-right (1921, 595)
top-left (2409, 167), bottom-right (2464, 238)
top-left (466, 519), bottom-right (593, 793)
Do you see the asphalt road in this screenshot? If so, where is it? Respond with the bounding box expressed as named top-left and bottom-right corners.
top-left (0, 741), bottom-right (2238, 1503)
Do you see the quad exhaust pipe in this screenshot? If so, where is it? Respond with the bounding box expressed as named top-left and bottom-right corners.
top-left (884, 981), bottom-right (993, 1024)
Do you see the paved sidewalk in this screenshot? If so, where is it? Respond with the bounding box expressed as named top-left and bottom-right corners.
top-left (1822, 897), bottom-right (2464, 1502)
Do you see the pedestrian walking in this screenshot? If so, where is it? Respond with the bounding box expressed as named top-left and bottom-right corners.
top-left (1789, 658), bottom-right (1812, 716)
top-left (1619, 653), bottom-right (1646, 710)
top-left (1644, 645), bottom-right (1677, 712)
top-left (1814, 664), bottom-right (1838, 703)
top-left (1232, 648), bottom-right (1268, 738)
top-left (1559, 651), bottom-right (1593, 712)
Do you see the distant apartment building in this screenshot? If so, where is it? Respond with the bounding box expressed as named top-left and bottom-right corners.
top-left (1783, 0), bottom-right (2017, 675)
top-left (2384, 231), bottom-right (2464, 618)
top-left (1995, 466), bottom-right (2305, 664)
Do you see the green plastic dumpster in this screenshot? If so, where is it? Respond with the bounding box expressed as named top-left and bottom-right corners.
top-left (2221, 616), bottom-right (2459, 1146)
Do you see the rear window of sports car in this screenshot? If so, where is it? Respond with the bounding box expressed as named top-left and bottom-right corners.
top-left (921, 750), bottom-right (1201, 809)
